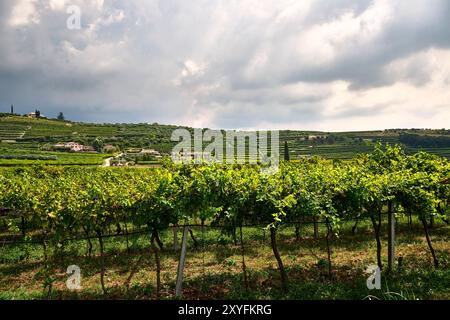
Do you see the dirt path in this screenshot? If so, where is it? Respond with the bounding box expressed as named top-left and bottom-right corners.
top-left (101, 153), bottom-right (123, 167)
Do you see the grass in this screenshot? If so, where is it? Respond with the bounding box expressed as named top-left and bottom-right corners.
top-left (0, 217), bottom-right (448, 300)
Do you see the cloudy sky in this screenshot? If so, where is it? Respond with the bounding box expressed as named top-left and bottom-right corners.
top-left (0, 0), bottom-right (449, 131)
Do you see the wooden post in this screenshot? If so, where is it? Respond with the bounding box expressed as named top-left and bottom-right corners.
top-left (175, 226), bottom-right (188, 297)
top-left (173, 226), bottom-right (179, 251)
top-left (313, 217), bottom-right (319, 239)
top-left (387, 202), bottom-right (395, 272)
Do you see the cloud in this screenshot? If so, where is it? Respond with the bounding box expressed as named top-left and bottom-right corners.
top-left (8, 0), bottom-right (40, 27)
top-left (0, 0), bottom-right (449, 130)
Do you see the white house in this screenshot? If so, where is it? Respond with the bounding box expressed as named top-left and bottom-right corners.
top-left (140, 148), bottom-right (161, 156)
top-left (53, 142), bottom-right (92, 152)
top-left (65, 142), bottom-right (84, 152)
top-left (27, 112), bottom-right (46, 118)
top-left (171, 151), bottom-right (213, 161)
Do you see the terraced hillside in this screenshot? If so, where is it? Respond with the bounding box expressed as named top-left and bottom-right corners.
top-left (0, 114), bottom-right (449, 166)
top-left (0, 122), bottom-right (29, 141)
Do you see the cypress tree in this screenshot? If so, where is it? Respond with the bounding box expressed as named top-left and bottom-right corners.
top-left (284, 141), bottom-right (290, 161)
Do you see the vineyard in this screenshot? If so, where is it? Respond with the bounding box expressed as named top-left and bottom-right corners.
top-left (0, 145), bottom-right (449, 299)
top-left (1, 115), bottom-right (450, 167)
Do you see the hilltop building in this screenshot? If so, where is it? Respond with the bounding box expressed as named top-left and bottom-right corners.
top-left (27, 111), bottom-right (46, 119)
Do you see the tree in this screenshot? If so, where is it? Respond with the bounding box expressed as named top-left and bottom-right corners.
top-left (35, 109), bottom-right (41, 118)
top-left (284, 141), bottom-right (290, 161)
top-left (57, 112), bottom-right (65, 121)
top-left (92, 138), bottom-right (104, 152)
top-left (327, 135), bottom-right (336, 144)
top-left (10, 105), bottom-right (14, 115)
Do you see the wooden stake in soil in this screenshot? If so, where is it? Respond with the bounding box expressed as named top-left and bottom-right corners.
top-left (175, 226), bottom-right (189, 297)
top-left (151, 229), bottom-right (162, 298)
top-left (325, 219), bottom-right (332, 278)
top-left (387, 202), bottom-right (395, 272)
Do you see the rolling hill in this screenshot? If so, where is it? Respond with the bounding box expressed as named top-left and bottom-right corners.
top-left (0, 113), bottom-right (449, 166)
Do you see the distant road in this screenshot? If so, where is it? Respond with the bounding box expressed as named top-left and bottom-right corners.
top-left (101, 153), bottom-right (123, 167)
top-left (101, 157), bottom-right (113, 167)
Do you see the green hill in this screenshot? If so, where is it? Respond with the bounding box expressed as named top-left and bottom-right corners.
top-left (0, 115), bottom-right (449, 166)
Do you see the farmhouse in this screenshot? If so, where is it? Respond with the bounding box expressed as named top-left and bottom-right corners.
top-left (308, 135), bottom-right (327, 140)
top-left (171, 151), bottom-right (212, 160)
top-left (140, 148), bottom-right (161, 156)
top-left (53, 142), bottom-right (94, 152)
top-left (102, 144), bottom-right (117, 153)
top-left (27, 112), bottom-right (46, 119)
